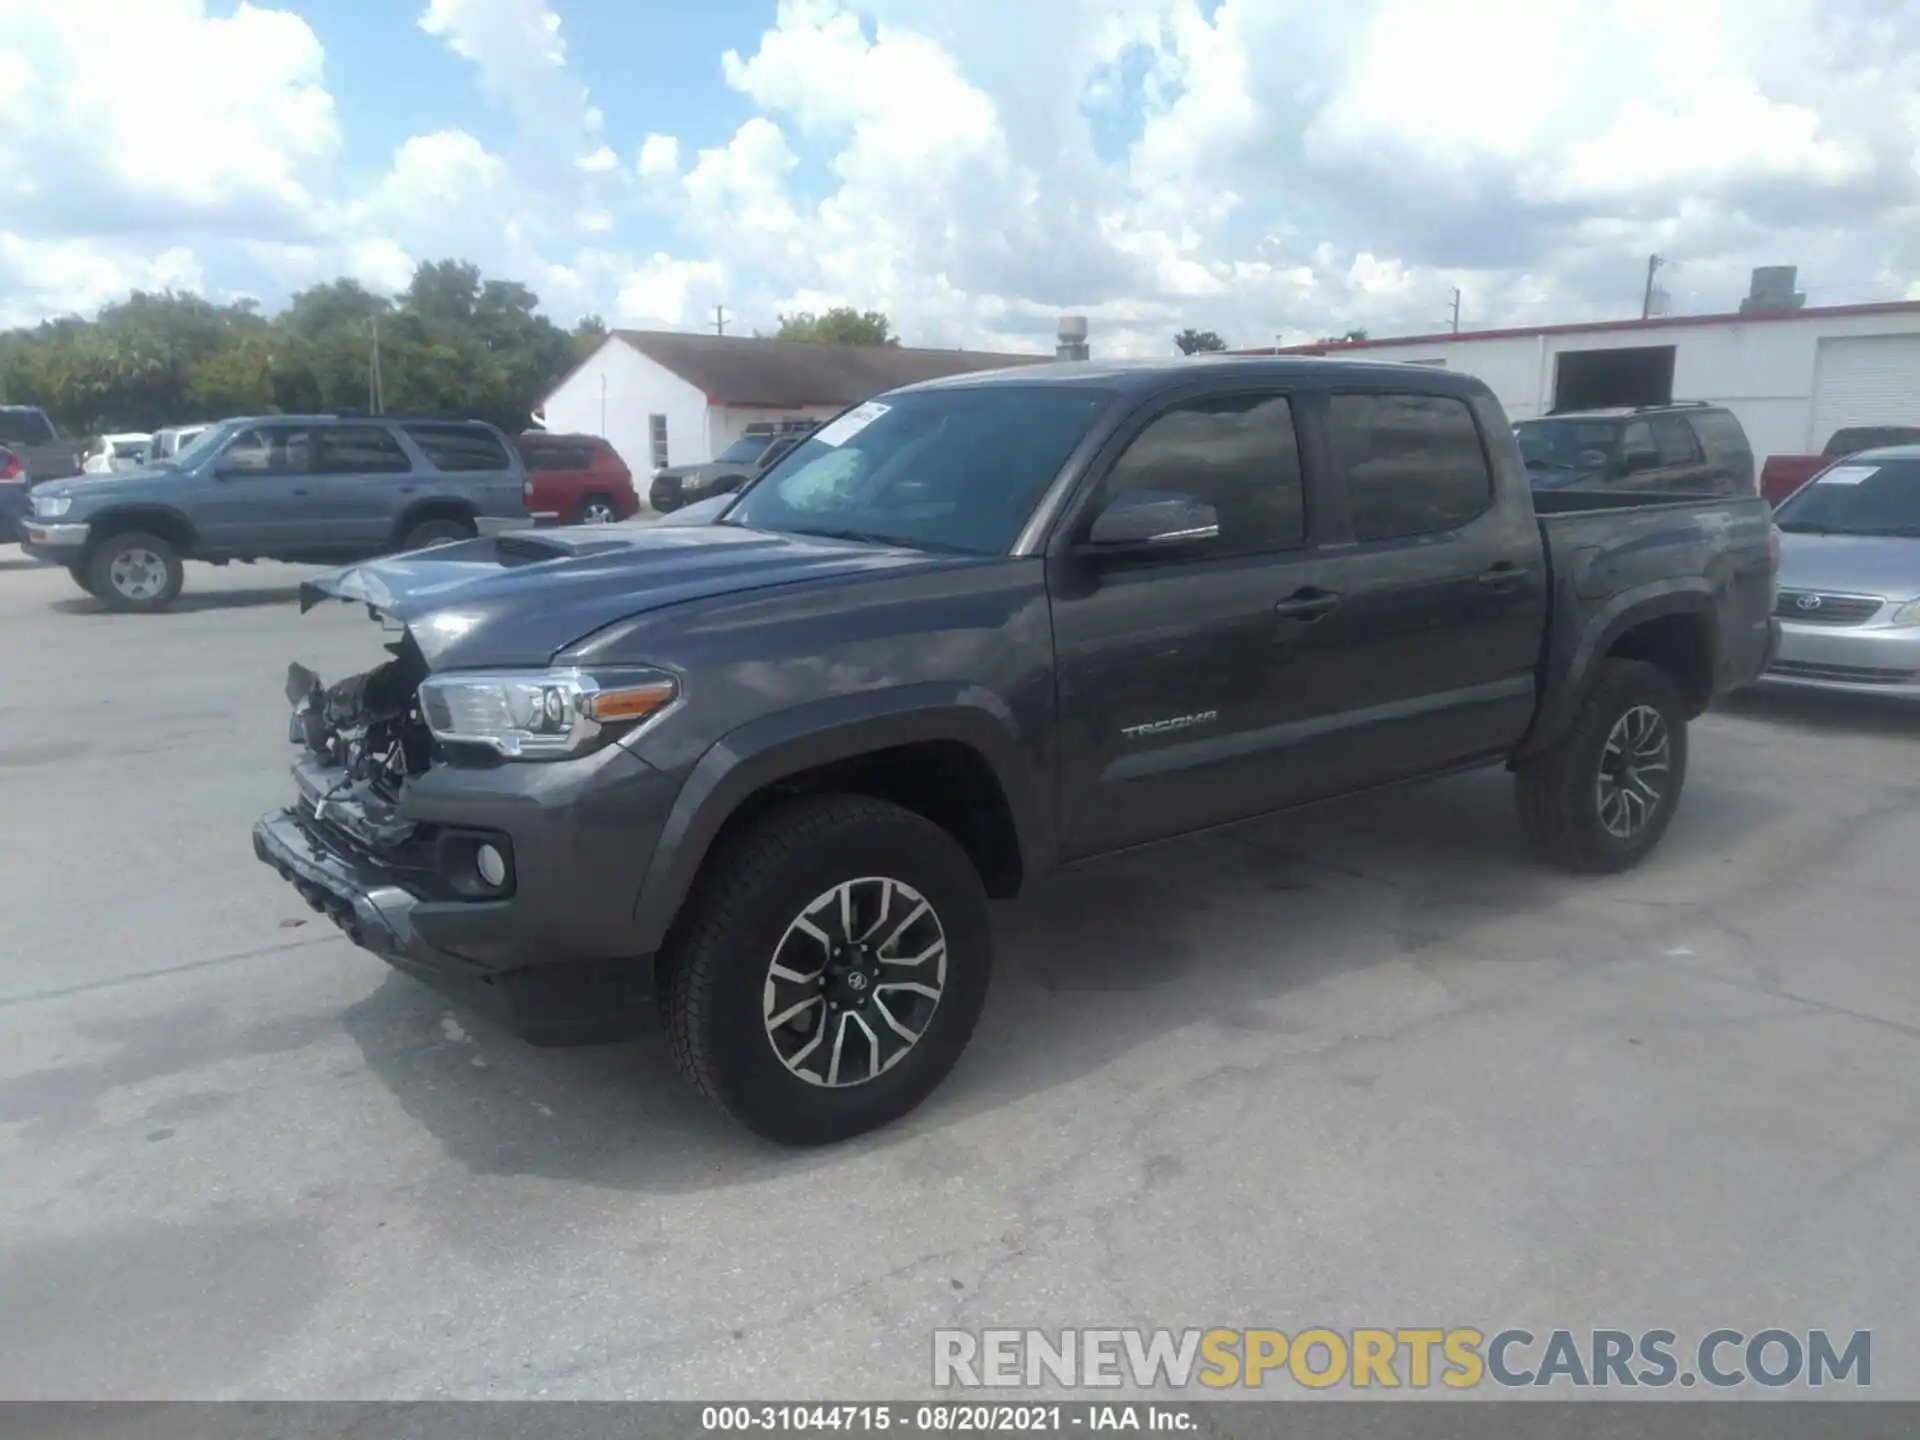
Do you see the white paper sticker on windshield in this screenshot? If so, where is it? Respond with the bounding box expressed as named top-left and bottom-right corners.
top-left (1816, 465), bottom-right (1878, 485)
top-left (812, 402), bottom-right (890, 448)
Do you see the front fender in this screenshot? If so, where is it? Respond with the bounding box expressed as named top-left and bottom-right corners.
top-left (630, 683), bottom-right (1048, 953)
top-left (1519, 580), bottom-right (1716, 757)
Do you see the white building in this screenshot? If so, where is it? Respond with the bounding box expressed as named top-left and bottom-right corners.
top-left (534, 330), bottom-right (1043, 480)
top-left (1243, 297), bottom-right (1920, 464)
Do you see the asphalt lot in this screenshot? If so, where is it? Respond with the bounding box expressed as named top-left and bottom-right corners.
top-left (2, 547), bottom-right (1918, 1401)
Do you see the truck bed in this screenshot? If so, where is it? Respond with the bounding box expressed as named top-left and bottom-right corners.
top-left (1523, 488), bottom-right (1778, 751)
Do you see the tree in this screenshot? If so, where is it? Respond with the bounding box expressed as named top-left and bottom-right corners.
top-left (572, 315), bottom-right (608, 360)
top-left (774, 307), bottom-right (899, 346)
top-left (1316, 328), bottom-right (1370, 344)
top-left (1174, 328), bottom-right (1227, 355)
top-left (0, 258), bottom-right (584, 438)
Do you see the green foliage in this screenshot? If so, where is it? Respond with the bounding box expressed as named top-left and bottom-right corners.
top-left (1316, 328), bottom-right (1371, 343)
top-left (1174, 328), bottom-right (1228, 354)
top-left (774, 307), bottom-right (899, 346)
top-left (0, 259), bottom-right (580, 436)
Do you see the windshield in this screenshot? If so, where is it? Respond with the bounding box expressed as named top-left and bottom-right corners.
top-left (1774, 458), bottom-right (1920, 537)
top-left (716, 436), bottom-right (772, 465)
top-left (164, 422), bottom-right (235, 469)
top-left (722, 386), bottom-right (1117, 555)
top-left (1513, 418), bottom-right (1620, 471)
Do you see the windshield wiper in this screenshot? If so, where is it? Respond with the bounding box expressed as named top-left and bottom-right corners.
top-left (1776, 521), bottom-right (1833, 534)
top-left (787, 526), bottom-right (973, 554)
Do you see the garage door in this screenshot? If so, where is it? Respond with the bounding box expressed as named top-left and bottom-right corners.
top-left (1810, 334), bottom-right (1920, 445)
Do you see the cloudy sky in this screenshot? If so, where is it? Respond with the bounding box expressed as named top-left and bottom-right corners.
top-left (4, 0), bottom-right (1918, 354)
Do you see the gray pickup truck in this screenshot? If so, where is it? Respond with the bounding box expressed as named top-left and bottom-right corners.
top-left (254, 358), bottom-right (1779, 1145)
top-left (22, 414), bottom-right (529, 612)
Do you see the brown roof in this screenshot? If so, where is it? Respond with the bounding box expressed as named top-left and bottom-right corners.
top-left (1232, 298), bottom-right (1920, 357)
top-left (606, 329), bottom-right (1046, 408)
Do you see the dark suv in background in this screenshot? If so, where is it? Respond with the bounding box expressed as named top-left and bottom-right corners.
top-left (1513, 402), bottom-right (1755, 496)
top-left (21, 414), bottom-right (528, 612)
top-left (650, 420), bottom-right (818, 513)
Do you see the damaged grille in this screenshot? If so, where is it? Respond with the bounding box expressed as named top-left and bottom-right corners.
top-left (286, 629), bottom-right (434, 847)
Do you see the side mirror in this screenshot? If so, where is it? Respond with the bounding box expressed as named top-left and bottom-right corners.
top-left (1084, 489), bottom-right (1219, 553)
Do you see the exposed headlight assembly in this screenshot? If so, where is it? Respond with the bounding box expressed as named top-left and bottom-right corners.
top-left (417, 668), bottom-right (678, 759)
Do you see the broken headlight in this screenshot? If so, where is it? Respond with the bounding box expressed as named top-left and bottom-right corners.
top-left (416, 668), bottom-right (678, 759)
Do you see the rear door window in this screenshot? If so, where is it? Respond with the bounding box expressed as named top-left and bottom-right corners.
top-left (318, 425), bottom-right (411, 474)
top-left (405, 424), bottom-right (512, 472)
top-left (1651, 415), bottom-right (1702, 467)
top-left (1327, 393), bottom-right (1495, 540)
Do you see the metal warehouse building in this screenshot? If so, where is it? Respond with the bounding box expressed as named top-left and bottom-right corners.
top-left (1240, 287), bottom-right (1920, 467)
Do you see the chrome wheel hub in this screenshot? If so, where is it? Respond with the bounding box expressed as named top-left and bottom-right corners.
top-left (582, 502), bottom-right (616, 523)
top-left (1596, 703), bottom-right (1670, 839)
top-left (108, 548), bottom-right (166, 600)
top-left (763, 876), bottom-right (947, 1089)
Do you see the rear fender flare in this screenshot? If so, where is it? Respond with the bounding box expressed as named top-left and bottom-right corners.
top-left (1519, 580), bottom-right (1716, 757)
top-left (631, 684), bottom-right (1046, 953)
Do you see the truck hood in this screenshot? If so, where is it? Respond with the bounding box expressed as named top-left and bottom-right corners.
top-left (1776, 532), bottom-right (1920, 603)
top-left (298, 522), bottom-right (976, 669)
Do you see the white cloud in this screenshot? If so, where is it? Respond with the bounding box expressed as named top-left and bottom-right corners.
top-left (2, 0), bottom-right (1917, 354)
top-left (614, 255), bottom-right (728, 326)
top-left (637, 134), bottom-right (682, 179)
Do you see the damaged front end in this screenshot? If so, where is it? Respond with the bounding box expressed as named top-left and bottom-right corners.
top-left (284, 627), bottom-right (434, 852)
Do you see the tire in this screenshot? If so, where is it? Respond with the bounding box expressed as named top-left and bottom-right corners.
top-left (86, 531), bottom-right (184, 613)
top-left (1515, 658), bottom-right (1690, 874)
top-left (67, 564), bottom-right (100, 598)
top-left (575, 493), bottom-right (620, 525)
top-left (400, 516), bottom-right (476, 551)
top-left (662, 794), bottom-right (992, 1145)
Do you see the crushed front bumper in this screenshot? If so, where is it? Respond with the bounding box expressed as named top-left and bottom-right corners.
top-left (253, 802), bottom-right (660, 1045)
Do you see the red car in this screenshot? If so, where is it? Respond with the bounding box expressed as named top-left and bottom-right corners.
top-left (510, 432), bottom-right (638, 525)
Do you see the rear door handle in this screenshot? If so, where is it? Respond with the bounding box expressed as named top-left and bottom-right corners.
top-left (1478, 563), bottom-right (1530, 592)
top-left (1274, 587), bottom-right (1341, 622)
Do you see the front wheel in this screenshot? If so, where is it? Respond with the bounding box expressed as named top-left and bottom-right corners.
top-left (87, 532), bottom-right (184, 613)
top-left (67, 564), bottom-right (101, 598)
top-left (1515, 658), bottom-right (1690, 874)
top-left (662, 795), bottom-right (992, 1145)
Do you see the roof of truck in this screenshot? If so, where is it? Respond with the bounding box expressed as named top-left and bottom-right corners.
top-left (893, 352), bottom-right (1493, 396)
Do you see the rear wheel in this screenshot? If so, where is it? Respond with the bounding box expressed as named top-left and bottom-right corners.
top-left (662, 795), bottom-right (992, 1145)
top-left (86, 532), bottom-right (184, 613)
top-left (576, 493), bottom-right (620, 524)
top-left (399, 516), bottom-right (475, 551)
top-left (1515, 659), bottom-right (1689, 874)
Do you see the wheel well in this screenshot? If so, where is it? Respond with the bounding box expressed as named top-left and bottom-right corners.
top-left (716, 740), bottom-right (1025, 898)
top-left (395, 499), bottom-right (476, 540)
top-left (1606, 611), bottom-right (1713, 714)
top-left (87, 507), bottom-right (196, 556)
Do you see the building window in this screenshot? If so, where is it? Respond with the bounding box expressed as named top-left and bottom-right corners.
top-left (649, 414), bottom-right (669, 471)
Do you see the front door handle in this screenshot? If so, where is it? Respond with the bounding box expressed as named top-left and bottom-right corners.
top-left (1477, 563), bottom-right (1530, 592)
top-left (1274, 587), bottom-right (1341, 622)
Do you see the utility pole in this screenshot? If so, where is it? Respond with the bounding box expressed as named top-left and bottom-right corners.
top-left (1449, 287), bottom-right (1462, 334)
top-left (1641, 254), bottom-right (1664, 320)
top-left (368, 313), bottom-right (384, 415)
top-left (714, 306), bottom-right (729, 337)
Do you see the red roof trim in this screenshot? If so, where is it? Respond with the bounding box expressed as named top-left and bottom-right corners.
top-left (1231, 298), bottom-right (1920, 356)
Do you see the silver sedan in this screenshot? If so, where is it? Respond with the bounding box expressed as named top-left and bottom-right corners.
top-left (1761, 446), bottom-right (1920, 697)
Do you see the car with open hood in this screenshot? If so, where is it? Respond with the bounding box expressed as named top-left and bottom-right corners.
top-left (253, 357), bottom-right (1778, 1144)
